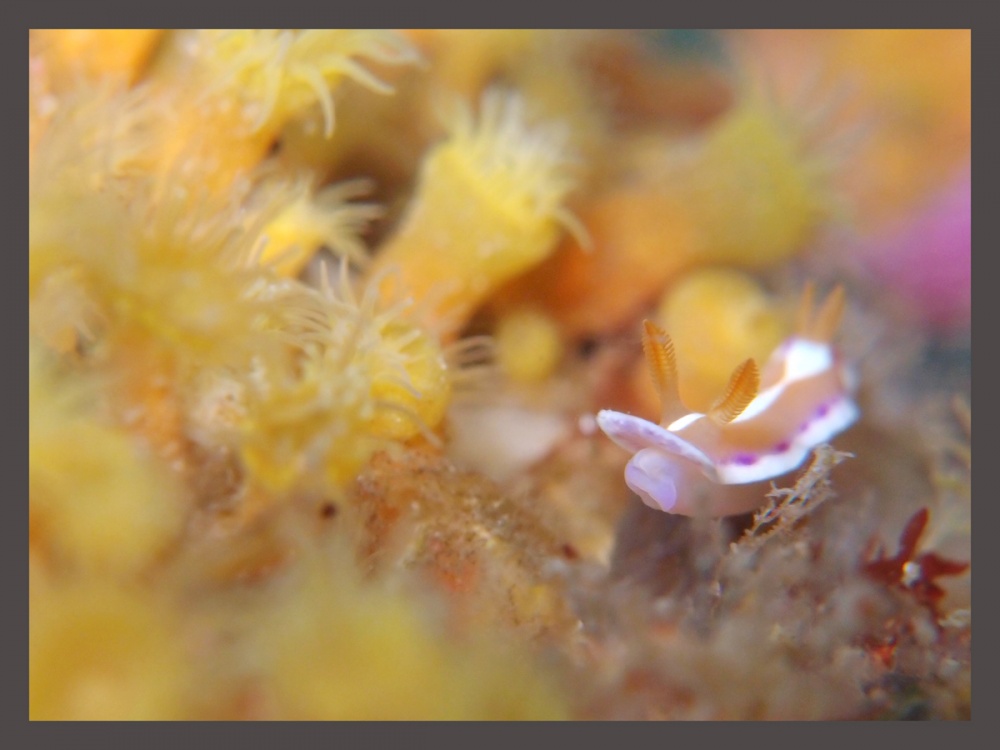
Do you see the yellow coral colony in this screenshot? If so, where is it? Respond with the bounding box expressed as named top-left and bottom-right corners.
top-left (369, 88), bottom-right (583, 336)
top-left (137, 30), bottom-right (417, 277)
top-left (238, 268), bottom-right (451, 497)
top-left (143, 30), bottom-right (417, 184)
top-left (30, 31), bottom-right (165, 165)
top-left (32, 141), bottom-right (280, 469)
top-left (28, 29), bottom-right (971, 721)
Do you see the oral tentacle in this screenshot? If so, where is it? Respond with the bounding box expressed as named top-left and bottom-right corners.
top-left (624, 448), bottom-right (679, 513)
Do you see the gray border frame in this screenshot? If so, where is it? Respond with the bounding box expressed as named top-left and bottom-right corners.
top-left (13, 3), bottom-right (986, 745)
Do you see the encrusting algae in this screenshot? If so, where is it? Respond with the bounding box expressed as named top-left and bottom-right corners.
top-left (29, 30), bottom-right (970, 720)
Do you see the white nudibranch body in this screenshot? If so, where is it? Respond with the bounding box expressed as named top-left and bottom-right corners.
top-left (597, 285), bottom-right (858, 517)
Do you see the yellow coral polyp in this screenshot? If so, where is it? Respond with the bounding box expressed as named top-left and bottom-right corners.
top-left (309, 269), bottom-right (453, 442)
top-left (192, 29), bottom-right (419, 138)
top-left (496, 308), bottom-right (564, 384)
top-left (253, 544), bottom-right (569, 720)
top-left (368, 317), bottom-right (451, 441)
top-left (370, 89), bottom-right (581, 334)
top-left (240, 357), bottom-right (377, 493)
top-left (29, 95), bottom-right (296, 370)
top-left (504, 32), bottom-right (610, 172)
top-left (110, 220), bottom-right (268, 373)
top-left (29, 345), bottom-right (186, 576)
top-left (409, 29), bottom-right (540, 99)
top-left (676, 90), bottom-right (832, 268)
top-left (30, 581), bottom-right (189, 720)
top-left (33, 29), bottom-right (164, 86)
top-left (107, 248), bottom-right (266, 371)
top-left (653, 268), bottom-right (789, 412)
top-left (30, 417), bottom-right (186, 575)
top-left (122, 30), bottom-right (417, 205)
top-left (256, 179), bottom-right (382, 278)
top-left (238, 273), bottom-right (451, 495)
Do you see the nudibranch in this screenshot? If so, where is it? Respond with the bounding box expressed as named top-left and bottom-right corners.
top-left (597, 285), bottom-right (859, 517)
